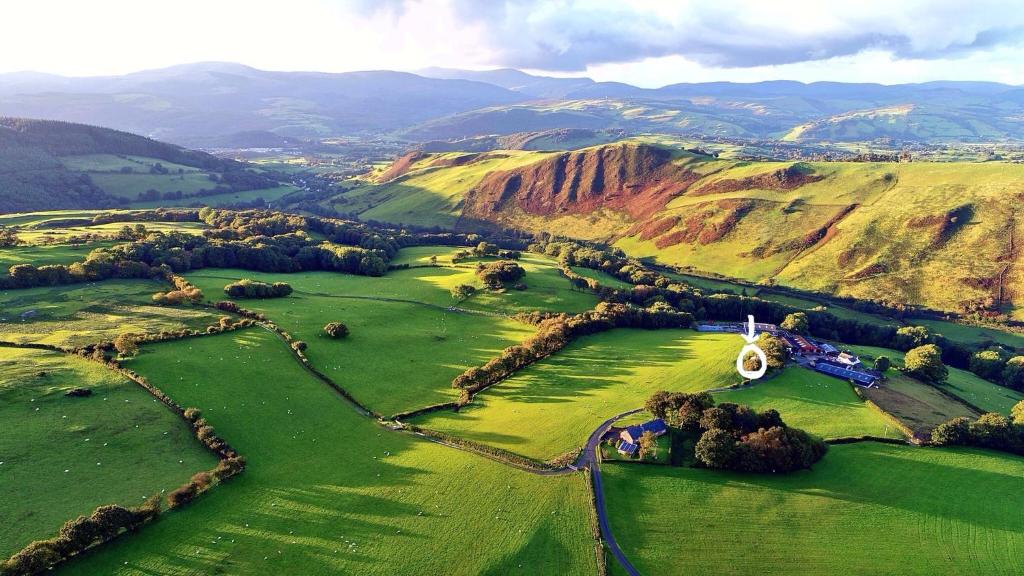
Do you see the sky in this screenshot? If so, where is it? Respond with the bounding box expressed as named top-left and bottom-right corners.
top-left (1, 0), bottom-right (1023, 86)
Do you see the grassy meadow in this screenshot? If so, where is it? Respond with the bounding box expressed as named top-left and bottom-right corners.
top-left (60, 329), bottom-right (598, 576)
top-left (717, 368), bottom-right (904, 440)
top-left (0, 241), bottom-right (114, 274)
top-left (184, 268), bottom-right (541, 416)
top-left (0, 280), bottom-right (221, 348)
top-left (602, 442), bottom-right (1024, 575)
top-left (413, 329), bottom-right (743, 461)
top-left (0, 347), bottom-right (216, 557)
top-left (850, 344), bottom-right (1023, 416)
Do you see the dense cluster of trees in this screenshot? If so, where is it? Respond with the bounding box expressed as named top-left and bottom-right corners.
top-left (1, 499), bottom-right (161, 575)
top-left (742, 333), bottom-right (787, 374)
top-left (476, 260), bottom-right (526, 289)
top-left (932, 400), bottom-right (1024, 455)
top-left (452, 302), bottom-right (694, 402)
top-left (646, 391), bottom-right (828, 473)
top-left (224, 279), bottom-right (293, 299)
top-left (471, 241), bottom-right (521, 260)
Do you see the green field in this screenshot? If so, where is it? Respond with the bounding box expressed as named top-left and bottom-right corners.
top-left (603, 442), bottom-right (1024, 575)
top-left (90, 172), bottom-right (218, 200)
top-left (131, 185), bottom-right (300, 209)
top-left (0, 280), bottom-right (221, 348)
top-left (60, 329), bottom-right (598, 575)
top-left (915, 318), bottom-right (1024, 350)
top-left (0, 241), bottom-right (114, 274)
top-left (184, 268), bottom-right (541, 416)
top-left (413, 329), bottom-right (743, 461)
top-left (570, 266), bottom-right (634, 290)
top-left (850, 344), bottom-right (1022, 415)
top-left (0, 347), bottom-right (216, 557)
top-left (718, 368), bottom-right (904, 439)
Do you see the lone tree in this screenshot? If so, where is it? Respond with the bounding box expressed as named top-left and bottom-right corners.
top-left (112, 333), bottom-right (141, 357)
top-left (324, 322), bottom-right (349, 339)
top-left (780, 312), bottom-right (808, 335)
top-left (873, 355), bottom-right (891, 372)
top-left (905, 344), bottom-right (948, 384)
top-left (451, 284), bottom-right (477, 302)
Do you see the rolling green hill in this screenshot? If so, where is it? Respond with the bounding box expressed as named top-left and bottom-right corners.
top-left (0, 118), bottom-right (289, 213)
top-left (329, 139), bottom-right (1024, 316)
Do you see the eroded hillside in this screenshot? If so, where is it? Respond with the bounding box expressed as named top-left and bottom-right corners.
top-left (335, 142), bottom-right (1024, 316)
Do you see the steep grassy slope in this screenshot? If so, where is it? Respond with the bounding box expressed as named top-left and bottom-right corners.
top-left (346, 140), bottom-right (1024, 315)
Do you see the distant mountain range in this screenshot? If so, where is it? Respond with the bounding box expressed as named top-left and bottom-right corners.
top-left (2, 62), bottom-right (1023, 146)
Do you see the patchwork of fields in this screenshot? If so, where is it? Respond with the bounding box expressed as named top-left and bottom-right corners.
top-left (59, 330), bottom-right (598, 575)
top-left (1, 214), bottom-right (1022, 576)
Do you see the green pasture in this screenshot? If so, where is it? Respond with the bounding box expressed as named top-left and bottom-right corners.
top-left (850, 344), bottom-right (1022, 415)
top-left (184, 269), bottom-right (540, 416)
top-left (569, 266), bottom-right (634, 290)
top-left (0, 242), bottom-right (114, 274)
top-left (0, 280), bottom-right (220, 348)
top-left (60, 329), bottom-right (597, 575)
top-left (131, 185), bottom-right (300, 209)
top-left (603, 442), bottom-right (1024, 575)
top-left (718, 368), bottom-right (904, 440)
top-left (0, 347), bottom-right (216, 557)
top-left (413, 329), bottom-right (743, 462)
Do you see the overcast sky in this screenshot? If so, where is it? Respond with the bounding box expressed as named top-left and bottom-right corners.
top-left (2, 0), bottom-right (1023, 86)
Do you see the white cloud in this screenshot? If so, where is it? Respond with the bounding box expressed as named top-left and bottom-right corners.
top-left (0, 0), bottom-right (1021, 85)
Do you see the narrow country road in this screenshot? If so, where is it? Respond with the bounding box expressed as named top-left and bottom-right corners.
top-left (575, 408), bottom-right (645, 576)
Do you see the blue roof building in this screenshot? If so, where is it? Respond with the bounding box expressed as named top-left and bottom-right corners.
top-left (620, 418), bottom-right (669, 444)
top-left (616, 441), bottom-right (639, 456)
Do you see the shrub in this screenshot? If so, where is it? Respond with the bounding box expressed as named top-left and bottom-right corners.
top-left (324, 322), bottom-right (349, 338)
top-left (451, 284), bottom-right (476, 301)
top-left (874, 355), bottom-right (891, 372)
top-left (970, 349), bottom-right (1007, 381)
top-left (291, 340), bottom-right (307, 352)
top-left (1, 540), bottom-right (61, 575)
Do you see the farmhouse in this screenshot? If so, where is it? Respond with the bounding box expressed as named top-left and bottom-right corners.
top-left (615, 418), bottom-right (669, 456)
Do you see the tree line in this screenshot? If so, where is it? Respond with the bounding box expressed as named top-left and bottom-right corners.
top-left (452, 302), bottom-right (694, 404)
top-left (932, 400), bottom-right (1024, 455)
